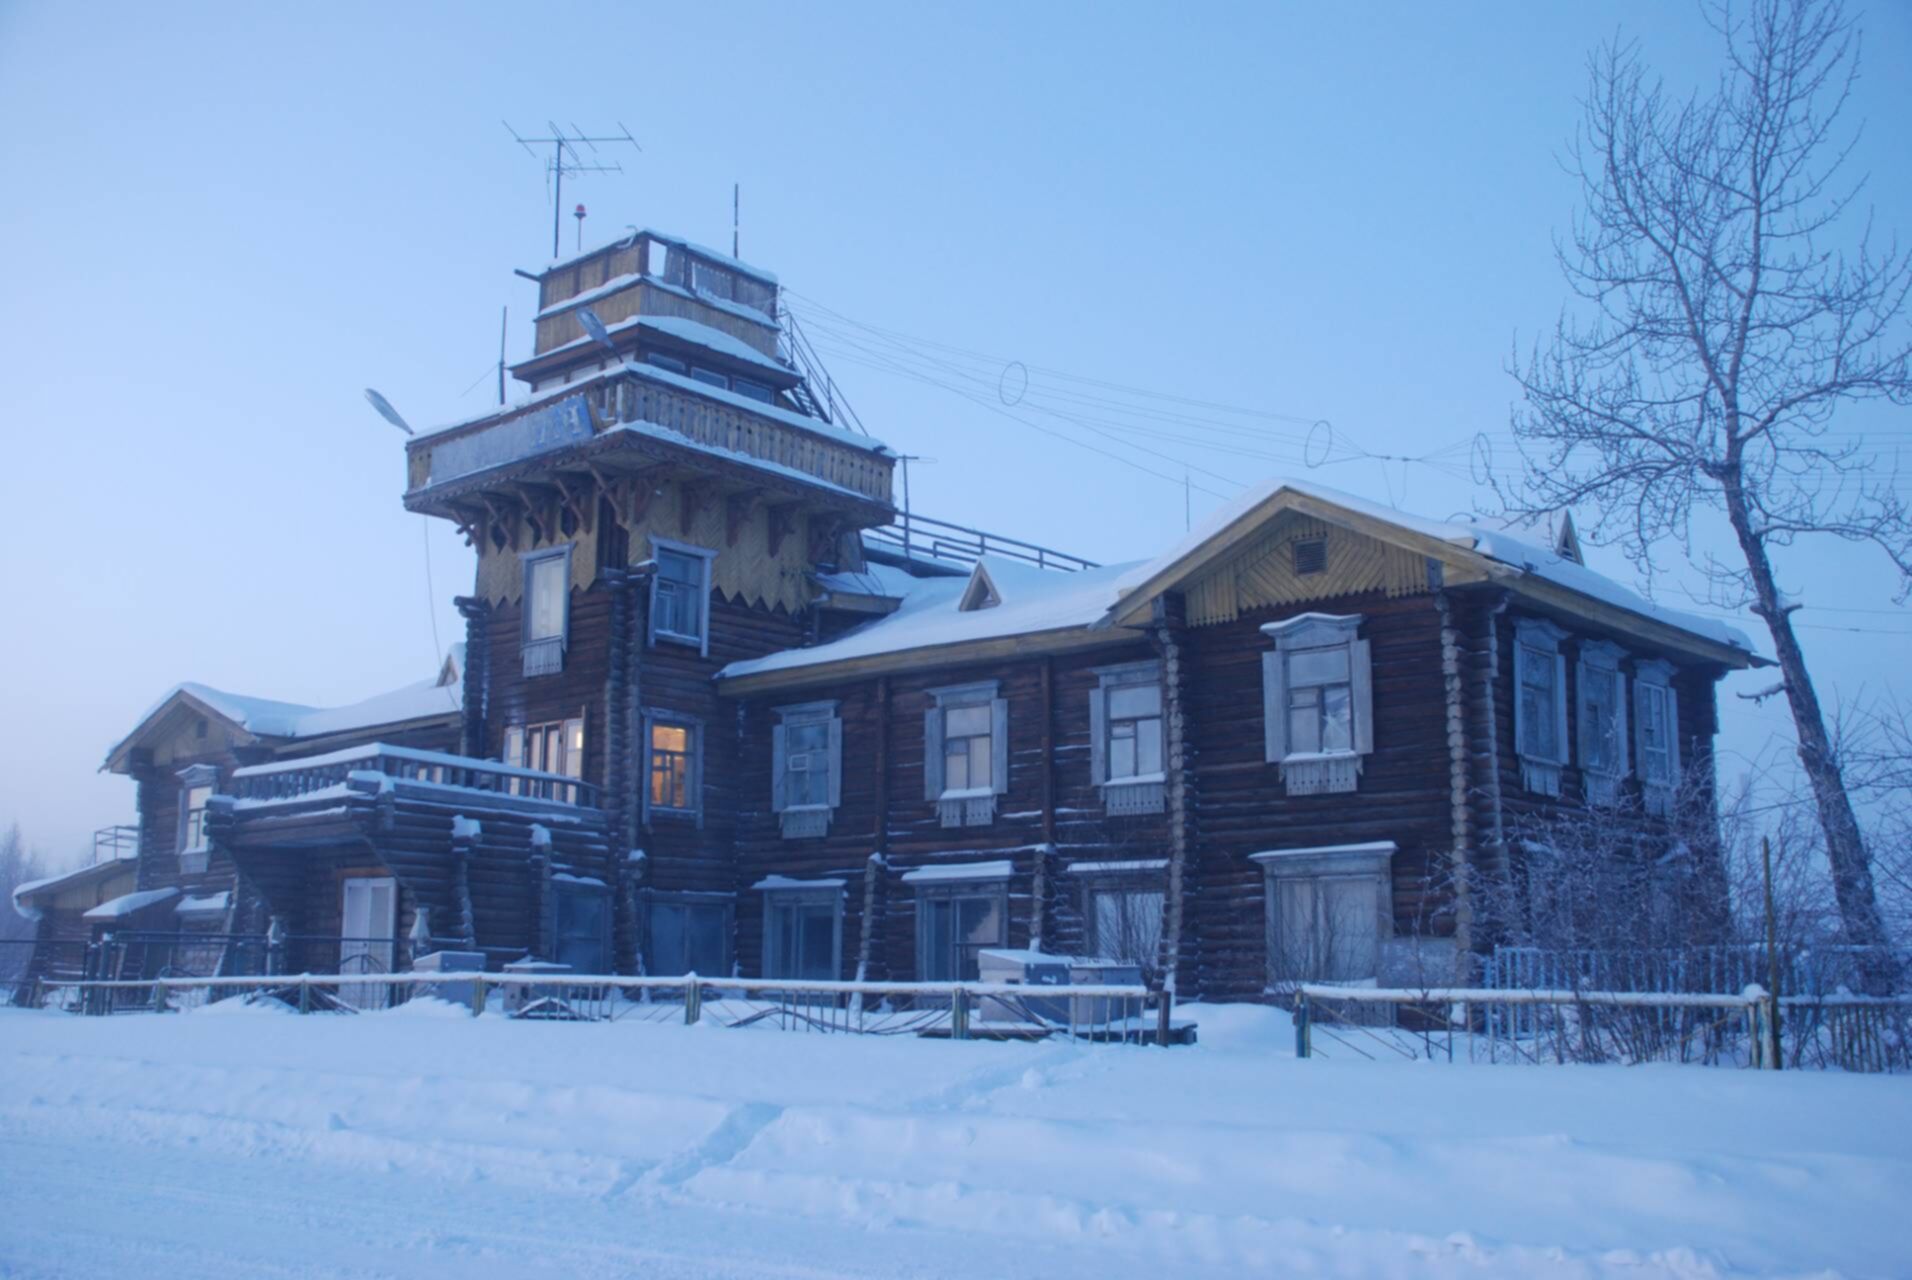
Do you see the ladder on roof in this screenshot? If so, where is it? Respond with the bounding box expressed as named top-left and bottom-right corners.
top-left (780, 310), bottom-right (869, 437)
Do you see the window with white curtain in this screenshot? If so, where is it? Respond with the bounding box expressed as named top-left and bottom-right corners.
top-left (1261, 613), bottom-right (1373, 795)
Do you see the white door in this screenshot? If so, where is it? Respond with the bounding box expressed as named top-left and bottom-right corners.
top-left (340, 876), bottom-right (397, 1009)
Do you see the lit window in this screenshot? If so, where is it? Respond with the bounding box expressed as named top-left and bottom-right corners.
top-left (504, 717), bottom-right (585, 798)
top-left (645, 714), bottom-right (700, 819)
top-left (1261, 613), bottom-right (1372, 795)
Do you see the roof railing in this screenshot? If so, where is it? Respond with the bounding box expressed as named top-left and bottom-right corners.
top-left (228, 744), bottom-right (599, 809)
top-left (91, 825), bottom-right (139, 865)
top-left (865, 510), bottom-right (1099, 573)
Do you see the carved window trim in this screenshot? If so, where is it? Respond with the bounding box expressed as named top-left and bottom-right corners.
top-left (923, 681), bottom-right (1007, 828)
top-left (175, 763), bottom-right (218, 875)
top-left (1634, 659), bottom-right (1682, 816)
top-left (1576, 640), bottom-right (1629, 807)
top-left (1260, 613), bottom-right (1373, 796)
top-left (772, 700), bottom-right (842, 840)
top-left (1513, 618), bottom-right (1570, 797)
top-left (1089, 660), bottom-right (1166, 816)
top-left (521, 543), bottom-right (574, 678)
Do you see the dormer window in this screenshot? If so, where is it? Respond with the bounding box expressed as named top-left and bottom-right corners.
top-left (958, 563), bottom-right (1002, 612)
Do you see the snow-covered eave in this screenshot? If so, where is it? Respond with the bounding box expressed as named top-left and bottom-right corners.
top-left (1101, 483), bottom-right (1764, 669)
top-left (12, 857), bottom-right (138, 920)
top-left (716, 619), bottom-right (1145, 696)
top-left (100, 686), bottom-right (267, 775)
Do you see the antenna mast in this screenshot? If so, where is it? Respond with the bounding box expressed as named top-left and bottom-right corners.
top-left (503, 121), bottom-right (641, 259)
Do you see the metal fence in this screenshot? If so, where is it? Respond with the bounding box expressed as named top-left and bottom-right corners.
top-left (23, 970), bottom-right (1181, 1048)
top-left (1290, 983), bottom-right (1912, 1073)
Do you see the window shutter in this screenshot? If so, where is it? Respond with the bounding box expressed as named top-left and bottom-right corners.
top-left (1261, 650), bottom-right (1286, 762)
top-left (1615, 673), bottom-right (1630, 777)
top-left (1088, 686), bottom-right (1107, 785)
top-left (1351, 636), bottom-right (1374, 755)
top-left (1553, 652), bottom-right (1571, 766)
top-left (923, 706), bottom-right (944, 800)
top-left (770, 722), bottom-right (788, 813)
top-left (990, 697), bottom-right (1009, 796)
top-left (826, 716), bottom-right (843, 808)
top-left (1511, 639), bottom-right (1530, 758)
top-left (1666, 682), bottom-right (1682, 785)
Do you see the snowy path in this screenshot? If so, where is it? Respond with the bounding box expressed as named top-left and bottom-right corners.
top-left (0, 1001), bottom-right (1906, 1278)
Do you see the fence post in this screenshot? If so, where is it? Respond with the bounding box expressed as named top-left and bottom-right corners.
top-left (154, 980), bottom-right (169, 1015)
top-left (298, 978), bottom-right (311, 1015)
top-left (1295, 990), bottom-right (1311, 1059)
top-left (685, 976), bottom-right (702, 1025)
top-left (470, 974), bottom-right (487, 1018)
top-left (952, 987), bottom-right (969, 1041)
top-left (1156, 990), bottom-right (1173, 1047)
top-left (1763, 989), bottom-right (1781, 1071)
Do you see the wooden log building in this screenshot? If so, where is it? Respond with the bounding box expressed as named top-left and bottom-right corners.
top-left (16, 226), bottom-right (1764, 1004)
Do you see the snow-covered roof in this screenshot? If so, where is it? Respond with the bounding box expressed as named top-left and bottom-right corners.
top-left (105, 666), bottom-right (461, 773)
top-left (900, 860), bottom-right (1017, 885)
top-left (542, 226), bottom-right (779, 284)
top-left (11, 857), bottom-right (138, 920)
top-left (176, 891), bottom-right (230, 917)
top-left (751, 875), bottom-right (848, 891)
top-left (83, 887), bottom-right (179, 922)
top-left (722, 476), bottom-right (1760, 687)
top-left (526, 314), bottom-right (795, 380)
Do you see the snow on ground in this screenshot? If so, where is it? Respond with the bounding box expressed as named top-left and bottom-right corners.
top-left (0, 1000), bottom-right (1905, 1279)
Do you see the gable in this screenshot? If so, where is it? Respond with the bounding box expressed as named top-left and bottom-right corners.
top-left (1182, 510), bottom-right (1434, 626)
top-left (958, 563), bottom-right (1002, 612)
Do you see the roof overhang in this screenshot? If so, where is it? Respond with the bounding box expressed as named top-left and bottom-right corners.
top-left (716, 622), bottom-right (1147, 697)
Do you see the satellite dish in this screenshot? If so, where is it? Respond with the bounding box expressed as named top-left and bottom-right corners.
top-left (364, 388), bottom-right (414, 436)
top-left (577, 307), bottom-right (619, 357)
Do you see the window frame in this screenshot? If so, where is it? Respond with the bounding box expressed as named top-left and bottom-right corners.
top-left (1575, 640), bottom-right (1629, 806)
top-left (551, 876), bottom-right (612, 973)
top-left (1067, 862), bottom-right (1168, 972)
top-left (772, 700), bottom-right (842, 839)
top-left (1089, 660), bottom-right (1166, 815)
top-left (1260, 613), bottom-right (1373, 796)
top-left (758, 880), bottom-right (845, 982)
top-left (1633, 659), bottom-right (1681, 816)
top-left (1250, 841), bottom-right (1395, 987)
top-left (1512, 617), bottom-right (1571, 796)
top-left (642, 709), bottom-right (703, 825)
top-left (175, 763), bottom-right (218, 874)
top-left (502, 714), bottom-right (587, 799)
top-left (922, 681), bottom-right (1007, 828)
top-left (913, 880), bottom-right (1010, 982)
top-left (647, 536), bottom-right (717, 656)
top-left (520, 543), bottom-right (575, 677)
top-left (640, 890), bottom-right (733, 978)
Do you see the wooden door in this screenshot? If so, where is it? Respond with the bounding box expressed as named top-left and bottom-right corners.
top-left (339, 876), bottom-right (396, 1009)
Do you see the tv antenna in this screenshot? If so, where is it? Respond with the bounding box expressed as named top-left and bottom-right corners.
top-left (503, 121), bottom-right (641, 260)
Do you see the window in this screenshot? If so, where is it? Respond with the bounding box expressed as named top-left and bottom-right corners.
top-left (552, 879), bottom-right (610, 973)
top-left (772, 701), bottom-right (842, 839)
top-left (1090, 661), bottom-right (1166, 815)
top-left (1513, 618), bottom-right (1570, 796)
top-left (503, 717), bottom-right (585, 798)
top-left (644, 712), bottom-right (701, 822)
top-left (1086, 884), bottom-right (1164, 969)
top-left (731, 377), bottom-right (774, 404)
top-left (1633, 660), bottom-right (1681, 816)
top-left (917, 889), bottom-right (1007, 982)
top-left (1293, 537), bottom-right (1327, 576)
top-left (643, 894), bottom-right (731, 977)
top-left (645, 352), bottom-right (688, 375)
top-left (1261, 613), bottom-right (1373, 795)
top-left (648, 538), bottom-right (715, 655)
top-left (689, 365), bottom-right (728, 388)
top-left (1576, 641), bottom-right (1629, 806)
top-left (760, 882), bottom-right (843, 981)
top-left (1251, 842), bottom-right (1394, 986)
top-left (522, 546), bottom-right (573, 677)
top-left (175, 763), bottom-right (217, 874)
top-left (923, 682), bottom-right (1007, 827)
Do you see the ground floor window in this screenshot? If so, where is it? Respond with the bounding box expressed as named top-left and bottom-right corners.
top-left (1086, 886), bottom-right (1164, 967)
top-left (760, 883), bottom-right (843, 982)
top-left (1250, 842), bottom-right (1395, 986)
top-left (917, 888), bottom-right (1007, 982)
top-left (642, 894), bottom-right (730, 977)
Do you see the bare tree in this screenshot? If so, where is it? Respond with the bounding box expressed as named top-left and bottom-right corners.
top-left (0, 823), bottom-right (46, 983)
top-left (1502, 0), bottom-right (1912, 958)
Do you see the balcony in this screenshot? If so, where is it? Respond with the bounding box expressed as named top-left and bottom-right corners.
top-left (229, 744), bottom-right (599, 810)
top-left (404, 363), bottom-right (895, 524)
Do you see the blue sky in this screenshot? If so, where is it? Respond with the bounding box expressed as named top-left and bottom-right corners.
top-left (1, 2), bottom-right (1907, 864)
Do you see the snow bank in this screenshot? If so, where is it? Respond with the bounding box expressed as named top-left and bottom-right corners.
top-left (1, 1002), bottom-right (1904, 1278)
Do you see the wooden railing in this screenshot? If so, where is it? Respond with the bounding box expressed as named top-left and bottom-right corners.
top-left (229, 744), bottom-right (599, 808)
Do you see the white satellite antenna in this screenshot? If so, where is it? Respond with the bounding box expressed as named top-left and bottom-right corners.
top-left (577, 306), bottom-right (620, 358)
top-left (364, 388), bottom-right (414, 435)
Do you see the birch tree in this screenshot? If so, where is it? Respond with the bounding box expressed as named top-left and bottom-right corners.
top-left (1504, 0), bottom-right (1911, 958)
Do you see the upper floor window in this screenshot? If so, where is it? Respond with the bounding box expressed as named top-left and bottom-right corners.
top-left (504, 716), bottom-right (585, 798)
top-left (1261, 613), bottom-right (1373, 796)
top-left (1089, 660), bottom-right (1166, 815)
top-left (649, 538), bottom-right (715, 656)
top-left (522, 545), bottom-right (573, 677)
top-left (645, 352), bottom-right (688, 375)
top-left (923, 681), bottom-right (1007, 828)
top-left (1513, 618), bottom-right (1570, 796)
top-left (1634, 660), bottom-right (1681, 815)
top-left (176, 763), bottom-right (217, 873)
top-left (1576, 641), bottom-right (1629, 806)
top-left (644, 712), bottom-right (702, 824)
top-left (731, 377), bottom-right (774, 404)
top-left (772, 701), bottom-right (842, 839)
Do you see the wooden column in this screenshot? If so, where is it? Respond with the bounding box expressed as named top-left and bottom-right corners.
top-left (853, 676), bottom-right (892, 987)
top-left (1436, 588), bottom-right (1475, 963)
top-left (454, 596), bottom-right (490, 759)
top-left (1151, 596), bottom-right (1195, 997)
